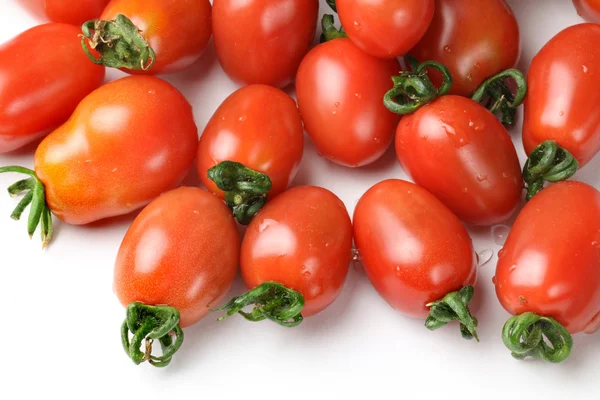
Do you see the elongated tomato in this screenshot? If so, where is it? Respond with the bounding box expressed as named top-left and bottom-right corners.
top-left (573, 0), bottom-right (600, 22)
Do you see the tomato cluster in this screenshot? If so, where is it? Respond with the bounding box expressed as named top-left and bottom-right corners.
top-left (2, 0), bottom-right (600, 367)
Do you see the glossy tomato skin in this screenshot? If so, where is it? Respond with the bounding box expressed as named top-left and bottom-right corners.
top-left (197, 85), bottom-right (304, 198)
top-left (296, 38), bottom-right (400, 167)
top-left (45, 0), bottom-right (110, 25)
top-left (495, 181), bottom-right (600, 334)
top-left (0, 23), bottom-right (105, 153)
top-left (34, 75), bottom-right (198, 225)
top-left (409, 0), bottom-right (520, 97)
top-left (395, 95), bottom-right (522, 226)
top-left (574, 0), bottom-right (600, 22)
top-left (354, 180), bottom-right (477, 318)
top-left (114, 187), bottom-right (240, 328)
top-left (241, 186), bottom-right (353, 317)
top-left (337, 0), bottom-right (434, 59)
top-left (212, 0), bottom-right (319, 88)
top-left (523, 24), bottom-right (600, 167)
top-left (101, 0), bottom-right (212, 74)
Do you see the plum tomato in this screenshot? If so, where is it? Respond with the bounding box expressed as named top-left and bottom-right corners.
top-left (573, 0), bottom-right (600, 22)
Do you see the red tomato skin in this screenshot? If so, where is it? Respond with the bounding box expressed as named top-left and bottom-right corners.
top-left (197, 85), bottom-right (304, 198)
top-left (409, 0), bottom-right (520, 97)
top-left (45, 0), bottom-right (110, 25)
top-left (337, 0), bottom-right (434, 59)
top-left (213, 0), bottom-right (319, 88)
top-left (353, 179), bottom-right (477, 318)
top-left (523, 24), bottom-right (600, 167)
top-left (0, 23), bottom-right (105, 153)
top-left (114, 187), bottom-right (240, 328)
top-left (241, 186), bottom-right (353, 317)
top-left (34, 76), bottom-right (198, 225)
top-left (495, 181), bottom-right (600, 334)
top-left (296, 38), bottom-right (401, 167)
top-left (101, 0), bottom-right (212, 74)
top-left (395, 95), bottom-right (522, 226)
top-left (574, 0), bottom-right (600, 22)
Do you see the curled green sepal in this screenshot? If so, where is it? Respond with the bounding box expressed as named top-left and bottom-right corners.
top-left (214, 282), bottom-right (305, 328)
top-left (384, 60), bottom-right (453, 115)
top-left (425, 286), bottom-right (479, 341)
top-left (326, 0), bottom-right (337, 12)
top-left (121, 302), bottom-right (184, 367)
top-left (0, 166), bottom-right (53, 248)
top-left (471, 69), bottom-right (527, 126)
top-left (208, 161), bottom-right (272, 225)
top-left (523, 140), bottom-right (578, 200)
top-left (502, 312), bottom-right (573, 363)
top-left (81, 14), bottom-right (156, 71)
top-left (320, 14), bottom-right (347, 43)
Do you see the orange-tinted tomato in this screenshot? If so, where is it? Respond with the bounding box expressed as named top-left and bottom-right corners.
top-left (409, 0), bottom-right (520, 97)
top-left (574, 0), bottom-right (600, 22)
top-left (0, 23), bottom-right (105, 153)
top-left (523, 24), bottom-right (600, 168)
top-left (354, 179), bottom-right (477, 318)
top-left (241, 186), bottom-right (353, 317)
top-left (296, 38), bottom-right (400, 167)
top-left (197, 85), bottom-right (304, 198)
top-left (212, 0), bottom-right (319, 88)
top-left (395, 95), bottom-right (522, 226)
top-left (495, 181), bottom-right (600, 334)
top-left (114, 187), bottom-right (240, 328)
top-left (45, 0), bottom-right (110, 25)
top-left (34, 75), bottom-right (198, 225)
top-left (337, 0), bottom-right (434, 59)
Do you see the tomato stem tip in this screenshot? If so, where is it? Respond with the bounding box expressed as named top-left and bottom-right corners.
top-left (425, 286), bottom-right (479, 341)
top-left (320, 14), bottom-right (347, 43)
top-left (471, 69), bottom-right (527, 127)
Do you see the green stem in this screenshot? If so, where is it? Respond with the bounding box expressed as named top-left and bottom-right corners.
top-left (81, 14), bottom-right (156, 71)
top-left (502, 312), bottom-right (573, 363)
top-left (471, 69), bottom-right (527, 126)
top-left (523, 140), bottom-right (578, 200)
top-left (425, 286), bottom-right (479, 341)
top-left (320, 14), bottom-right (347, 43)
top-left (326, 0), bottom-right (337, 12)
top-left (208, 161), bottom-right (272, 225)
top-left (121, 302), bottom-right (184, 367)
top-left (213, 282), bottom-right (305, 328)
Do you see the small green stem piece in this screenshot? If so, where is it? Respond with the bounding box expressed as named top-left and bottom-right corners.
top-left (523, 140), bottom-right (579, 200)
top-left (326, 0), bottom-right (337, 12)
top-left (471, 69), bottom-right (527, 126)
top-left (214, 282), bottom-right (305, 328)
top-left (320, 14), bottom-right (347, 43)
top-left (502, 312), bottom-right (573, 363)
top-left (425, 286), bottom-right (479, 341)
top-left (81, 14), bottom-right (156, 71)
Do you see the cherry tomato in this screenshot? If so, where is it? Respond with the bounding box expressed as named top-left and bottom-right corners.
top-left (296, 38), bottom-right (400, 167)
top-left (44, 0), bottom-right (110, 25)
top-left (241, 186), bottom-right (353, 317)
top-left (395, 95), bottom-right (522, 226)
top-left (523, 23), bottom-right (600, 168)
top-left (197, 85), bottom-right (304, 198)
top-left (337, 0), bottom-right (434, 59)
top-left (409, 0), bottom-right (520, 97)
top-left (212, 0), bottom-right (319, 88)
top-left (0, 23), bottom-right (105, 153)
top-left (574, 0), bottom-right (600, 22)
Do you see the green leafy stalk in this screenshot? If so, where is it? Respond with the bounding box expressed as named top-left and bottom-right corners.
top-left (471, 69), bottom-right (527, 126)
top-left (425, 286), bottom-right (479, 341)
top-left (523, 140), bottom-right (578, 200)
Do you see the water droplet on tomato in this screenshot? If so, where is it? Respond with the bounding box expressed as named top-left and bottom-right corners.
top-left (477, 249), bottom-right (494, 267)
top-left (492, 276), bottom-right (497, 285)
top-left (353, 20), bottom-right (361, 29)
top-left (509, 264), bottom-right (517, 272)
top-left (492, 224), bottom-right (511, 245)
top-left (592, 241), bottom-right (599, 247)
top-left (374, 137), bottom-right (381, 143)
top-left (468, 120), bottom-right (475, 127)
top-left (352, 248), bottom-right (362, 261)
top-left (559, 111), bottom-right (564, 116)
top-left (498, 248), bottom-right (506, 258)
top-left (258, 219), bottom-right (276, 232)
top-left (332, 110), bottom-right (337, 115)
top-left (354, 93), bottom-right (361, 99)
top-left (583, 65), bottom-right (589, 73)
top-left (462, 187), bottom-right (469, 193)
top-left (466, 74), bottom-right (473, 81)
top-left (443, 45), bottom-right (451, 53)
top-left (334, 102), bottom-right (340, 107)
top-left (476, 174), bottom-right (488, 182)
top-left (239, 115), bottom-right (247, 122)
top-left (474, 63), bottom-right (481, 69)
top-left (395, 266), bottom-right (402, 276)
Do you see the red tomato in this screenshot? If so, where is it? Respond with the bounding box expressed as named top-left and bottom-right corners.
top-left (337, 0), bottom-right (434, 59)
top-left (409, 0), bottom-right (520, 97)
top-left (296, 38), bottom-right (400, 167)
top-left (241, 186), bottom-right (353, 317)
top-left (45, 0), bottom-right (110, 25)
top-left (0, 23), bottom-right (105, 153)
top-left (495, 181), bottom-right (600, 335)
top-left (197, 85), bottom-right (304, 198)
top-left (212, 0), bottom-right (319, 88)
top-left (523, 24), bottom-right (600, 168)
top-left (574, 0), bottom-right (600, 22)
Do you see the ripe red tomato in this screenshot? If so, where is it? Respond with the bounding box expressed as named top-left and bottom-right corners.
top-left (197, 85), bottom-right (304, 198)
top-left (337, 0), bottom-right (434, 59)
top-left (409, 0), bottom-right (520, 97)
top-left (212, 0), bottom-right (319, 88)
top-left (296, 38), bottom-right (400, 167)
top-left (574, 0), bottom-right (600, 22)
top-left (0, 23), bottom-right (105, 153)
top-left (44, 0), bottom-right (110, 25)
top-left (523, 24), bottom-right (600, 168)
top-left (395, 95), bottom-right (522, 226)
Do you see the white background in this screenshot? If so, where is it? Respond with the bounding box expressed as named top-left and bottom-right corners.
top-left (1, 1), bottom-right (599, 399)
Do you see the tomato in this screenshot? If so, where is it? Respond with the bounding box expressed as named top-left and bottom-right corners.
top-left (0, 23), bottom-right (105, 153)
top-left (337, 0), bottom-right (434, 59)
top-left (197, 85), bottom-right (304, 199)
top-left (409, 0), bottom-right (520, 97)
top-left (82, 0), bottom-right (212, 74)
top-left (296, 38), bottom-right (400, 167)
top-left (574, 0), bottom-right (600, 22)
top-left (523, 24), bottom-right (600, 168)
top-left (44, 0), bottom-right (110, 25)
top-left (212, 0), bottom-right (319, 88)
top-left (395, 95), bottom-right (522, 226)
